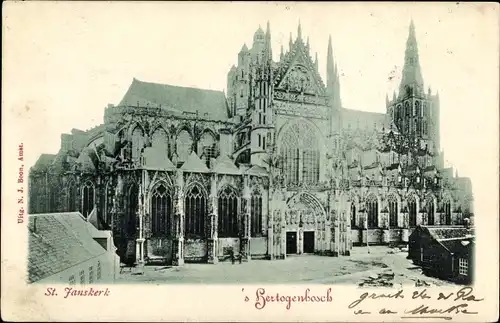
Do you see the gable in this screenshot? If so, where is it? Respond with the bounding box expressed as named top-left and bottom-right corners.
top-left (274, 41), bottom-right (326, 96)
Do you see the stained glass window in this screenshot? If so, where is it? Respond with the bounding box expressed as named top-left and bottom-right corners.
top-left (388, 195), bottom-right (398, 227)
top-left (445, 200), bottom-right (452, 225)
top-left (218, 186), bottom-right (239, 237)
top-left (426, 197), bottom-right (435, 225)
top-left (408, 195), bottom-right (417, 227)
top-left (280, 122), bottom-right (319, 186)
top-left (366, 194), bottom-right (378, 228)
top-left (251, 189), bottom-right (262, 237)
top-left (82, 181), bottom-right (95, 218)
top-left (185, 185), bottom-right (206, 237)
top-left (151, 184), bottom-right (173, 236)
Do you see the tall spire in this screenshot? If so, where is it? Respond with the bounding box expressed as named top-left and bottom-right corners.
top-left (289, 32), bottom-right (293, 50)
top-left (265, 21), bottom-right (272, 60)
top-left (399, 19), bottom-right (424, 98)
top-left (297, 20), bottom-right (302, 40)
top-left (327, 35), bottom-right (335, 96)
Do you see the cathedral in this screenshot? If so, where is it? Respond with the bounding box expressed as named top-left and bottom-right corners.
top-left (28, 21), bottom-right (473, 266)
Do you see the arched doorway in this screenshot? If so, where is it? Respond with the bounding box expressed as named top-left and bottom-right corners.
top-left (285, 192), bottom-right (326, 255)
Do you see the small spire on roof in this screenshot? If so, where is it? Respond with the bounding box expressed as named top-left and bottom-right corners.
top-left (289, 32), bottom-right (293, 50)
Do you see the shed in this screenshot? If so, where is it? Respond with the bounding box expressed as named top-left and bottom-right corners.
top-left (408, 225), bottom-right (474, 284)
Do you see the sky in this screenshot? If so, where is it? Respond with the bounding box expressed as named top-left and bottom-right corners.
top-left (3, 2), bottom-right (499, 214)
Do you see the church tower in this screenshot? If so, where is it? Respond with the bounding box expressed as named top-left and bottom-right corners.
top-left (249, 22), bottom-right (274, 167)
top-left (386, 20), bottom-right (441, 163)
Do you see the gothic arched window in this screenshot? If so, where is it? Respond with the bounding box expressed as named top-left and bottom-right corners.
top-left (184, 185), bottom-right (206, 238)
top-left (280, 122), bottom-right (320, 186)
top-left (415, 100), bottom-right (421, 117)
top-left (151, 184), bottom-right (173, 236)
top-left (350, 203), bottom-right (357, 228)
top-left (366, 194), bottom-right (378, 229)
top-left (103, 180), bottom-right (114, 225)
top-left (151, 128), bottom-right (169, 156)
top-left (405, 101), bottom-right (411, 117)
top-left (67, 180), bottom-right (78, 212)
top-left (251, 189), bottom-right (262, 237)
top-left (125, 184), bottom-right (139, 236)
top-left (176, 130), bottom-right (193, 163)
top-left (82, 181), bottom-right (95, 218)
top-left (198, 132), bottom-right (217, 167)
top-left (388, 195), bottom-right (398, 227)
top-left (426, 197), bottom-right (435, 225)
top-left (444, 200), bottom-right (452, 225)
top-left (217, 186), bottom-right (239, 237)
top-left (408, 195), bottom-right (417, 227)
top-left (131, 126), bottom-right (145, 161)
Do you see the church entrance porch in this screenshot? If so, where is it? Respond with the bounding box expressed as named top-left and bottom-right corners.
top-left (286, 232), bottom-right (297, 254)
top-left (303, 231), bottom-right (315, 253)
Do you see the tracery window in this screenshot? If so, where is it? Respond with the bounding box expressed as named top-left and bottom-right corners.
top-left (408, 195), bottom-right (417, 227)
top-left (151, 184), bottom-right (173, 236)
top-left (151, 128), bottom-right (170, 156)
top-left (81, 181), bottom-right (95, 218)
top-left (218, 186), bottom-right (239, 237)
top-left (184, 185), bottom-right (206, 238)
top-left (350, 203), bottom-right (357, 228)
top-left (405, 101), bottom-right (411, 117)
top-left (131, 127), bottom-right (145, 161)
top-left (388, 195), bottom-right (398, 227)
top-left (67, 180), bottom-right (78, 212)
top-left (103, 180), bottom-right (114, 224)
top-left (198, 132), bottom-right (217, 167)
top-left (126, 184), bottom-right (138, 236)
top-left (415, 101), bottom-right (421, 118)
top-left (426, 197), bottom-right (435, 225)
top-left (366, 194), bottom-right (378, 229)
top-left (444, 200), bottom-right (452, 225)
top-left (280, 122), bottom-right (320, 186)
top-left (251, 189), bottom-right (262, 237)
top-left (177, 130), bottom-right (193, 163)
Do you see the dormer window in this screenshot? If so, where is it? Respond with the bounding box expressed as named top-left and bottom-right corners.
top-left (416, 176), bottom-right (420, 183)
top-left (398, 175), bottom-right (402, 183)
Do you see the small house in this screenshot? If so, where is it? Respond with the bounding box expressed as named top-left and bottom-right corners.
top-left (408, 225), bottom-right (474, 284)
top-left (28, 212), bottom-right (120, 284)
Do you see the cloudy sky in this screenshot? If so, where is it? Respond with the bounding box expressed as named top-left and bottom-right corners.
top-left (3, 2), bottom-right (498, 214)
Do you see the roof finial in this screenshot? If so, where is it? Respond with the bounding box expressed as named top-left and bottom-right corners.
top-left (289, 32), bottom-right (293, 50)
top-left (306, 36), bottom-right (310, 50)
top-left (280, 44), bottom-right (284, 59)
top-left (314, 52), bottom-right (318, 70)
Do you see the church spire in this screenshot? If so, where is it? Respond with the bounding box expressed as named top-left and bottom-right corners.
top-left (297, 20), bottom-right (302, 40)
top-left (327, 35), bottom-right (335, 97)
top-left (399, 19), bottom-right (424, 98)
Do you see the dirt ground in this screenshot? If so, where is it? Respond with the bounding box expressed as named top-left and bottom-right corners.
top-left (116, 246), bottom-right (456, 286)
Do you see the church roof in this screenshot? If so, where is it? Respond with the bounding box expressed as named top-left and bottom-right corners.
top-left (212, 154), bottom-right (240, 175)
top-left (180, 151), bottom-right (209, 173)
top-left (31, 154), bottom-right (56, 172)
top-left (119, 78), bottom-right (228, 121)
top-left (341, 108), bottom-right (395, 131)
top-left (143, 147), bottom-right (176, 171)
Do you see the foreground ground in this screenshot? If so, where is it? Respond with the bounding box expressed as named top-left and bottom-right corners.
top-left (116, 246), bottom-right (456, 286)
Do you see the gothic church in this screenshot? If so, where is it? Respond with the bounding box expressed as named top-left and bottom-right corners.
top-left (29, 21), bottom-right (473, 265)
